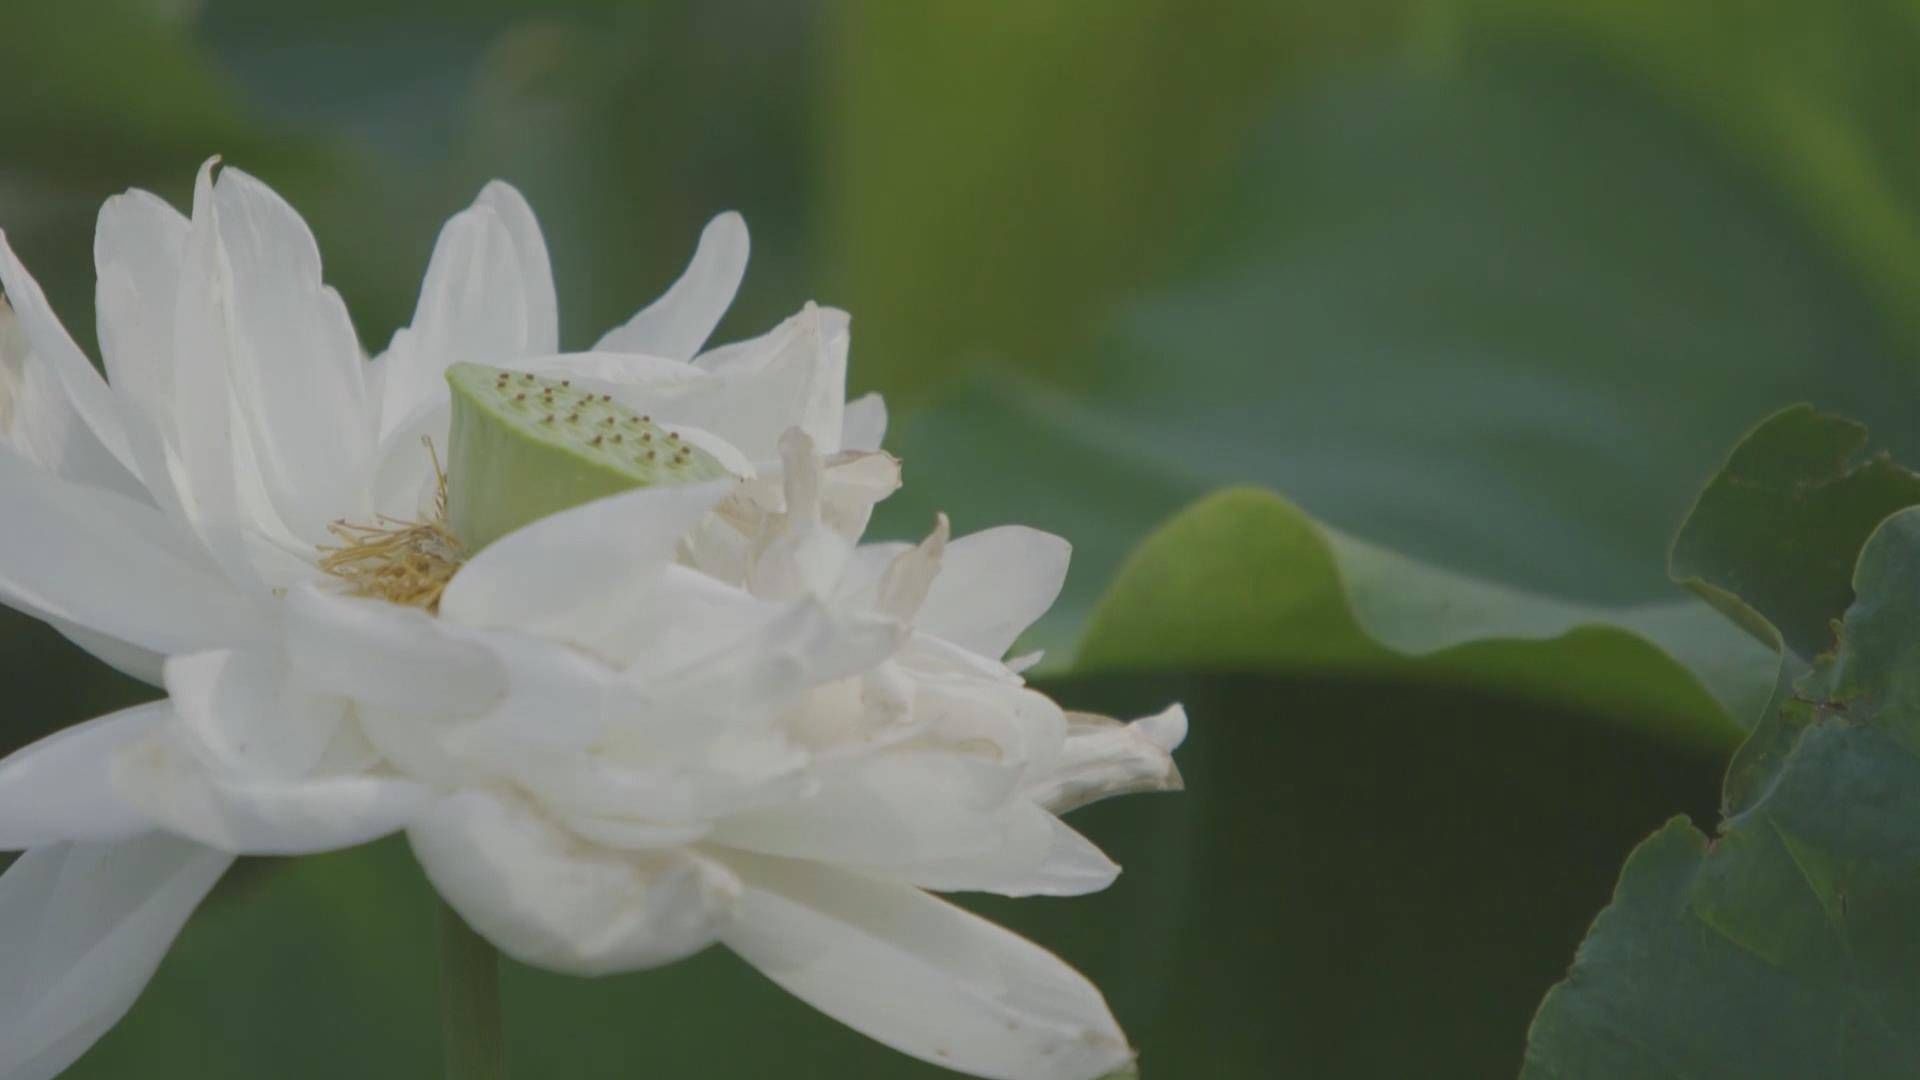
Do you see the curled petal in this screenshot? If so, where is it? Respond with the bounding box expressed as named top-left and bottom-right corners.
top-left (410, 788), bottom-right (739, 976)
top-left (1026, 706), bottom-right (1189, 815)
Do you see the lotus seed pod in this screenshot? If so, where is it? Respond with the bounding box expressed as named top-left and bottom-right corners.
top-left (445, 363), bottom-right (730, 552)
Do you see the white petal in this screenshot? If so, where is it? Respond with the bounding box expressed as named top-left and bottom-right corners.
top-left (464, 631), bottom-right (616, 749)
top-left (0, 450), bottom-right (255, 657)
top-left (840, 392), bottom-right (888, 452)
top-left (168, 160), bottom-right (257, 578)
top-left (0, 231), bottom-right (140, 485)
top-left (834, 541), bottom-right (913, 606)
top-left (639, 597), bottom-right (904, 744)
top-left (0, 705), bottom-right (165, 848)
top-left (438, 478), bottom-right (733, 642)
top-left (409, 788), bottom-right (739, 975)
top-left (689, 304), bottom-right (848, 460)
top-left (46, 618), bottom-right (164, 685)
top-left (722, 854), bottom-right (1133, 1080)
top-left (475, 181), bottom-right (557, 355)
top-left (210, 166), bottom-right (370, 540)
top-left (367, 397), bottom-right (450, 520)
top-left (0, 836), bottom-right (230, 1080)
top-left (920, 526), bottom-right (1072, 659)
top-left (591, 563), bottom-right (779, 675)
top-left (376, 200), bottom-right (530, 436)
top-left (284, 586), bottom-right (505, 714)
top-left (1026, 706), bottom-right (1189, 815)
top-left (711, 752), bottom-right (1116, 898)
top-left (593, 211), bottom-right (748, 361)
top-left (164, 649), bottom-right (341, 781)
top-left (89, 187), bottom-right (205, 537)
top-left (112, 726), bottom-right (430, 856)
top-left (93, 189), bottom-right (186, 424)
top-left (875, 515), bottom-right (948, 621)
top-left (902, 807), bottom-right (1120, 899)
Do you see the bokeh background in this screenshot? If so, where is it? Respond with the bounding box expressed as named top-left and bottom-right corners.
top-left (4, 1), bottom-right (1918, 1076)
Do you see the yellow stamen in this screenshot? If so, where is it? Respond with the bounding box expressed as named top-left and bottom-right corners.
top-left (318, 438), bottom-right (464, 611)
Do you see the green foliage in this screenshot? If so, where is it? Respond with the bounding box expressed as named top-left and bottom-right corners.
top-left (1525, 425), bottom-right (1920, 1078)
top-left (1077, 487), bottom-right (1759, 750)
top-left (1670, 406), bottom-right (1920, 664)
top-left (823, 0), bottom-right (1402, 401)
top-left (1465, 0), bottom-right (1920, 358)
top-left (878, 55), bottom-right (1917, 749)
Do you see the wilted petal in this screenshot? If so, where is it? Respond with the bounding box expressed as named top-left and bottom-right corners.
top-left (0, 704), bottom-right (165, 849)
top-left (919, 526), bottom-right (1071, 660)
top-left (722, 854), bottom-right (1133, 1080)
top-left (410, 788), bottom-right (739, 975)
top-left (0, 835), bottom-right (231, 1080)
top-left (1026, 706), bottom-right (1188, 815)
top-left (594, 211), bottom-right (748, 361)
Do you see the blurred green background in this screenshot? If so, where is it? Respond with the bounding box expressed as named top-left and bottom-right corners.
top-left (4, 1), bottom-right (1919, 1076)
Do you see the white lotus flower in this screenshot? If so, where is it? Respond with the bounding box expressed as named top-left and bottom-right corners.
top-left (0, 409), bottom-right (1187, 1077)
top-left (0, 161), bottom-right (868, 1077)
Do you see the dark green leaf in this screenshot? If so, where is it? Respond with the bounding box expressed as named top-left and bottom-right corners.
top-left (1670, 405), bottom-right (1920, 664)
top-left (1524, 507), bottom-right (1920, 1079)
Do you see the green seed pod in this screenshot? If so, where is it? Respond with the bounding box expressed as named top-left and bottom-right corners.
top-left (445, 363), bottom-right (730, 552)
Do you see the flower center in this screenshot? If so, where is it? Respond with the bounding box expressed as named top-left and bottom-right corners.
top-left (318, 439), bottom-right (464, 610)
top-left (442, 363), bottom-right (729, 552)
top-left (318, 363), bottom-right (735, 609)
